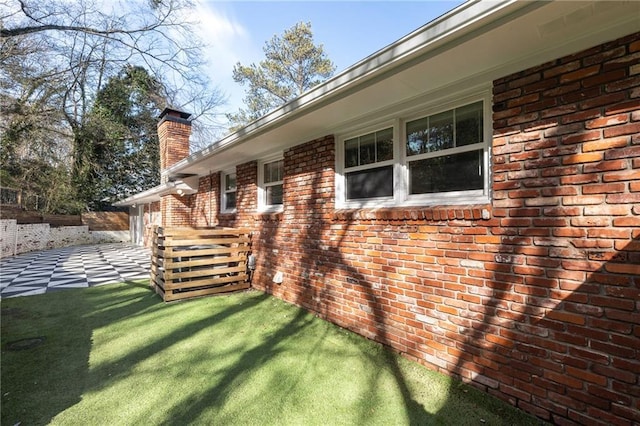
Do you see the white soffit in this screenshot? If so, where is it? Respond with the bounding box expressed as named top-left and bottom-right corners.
top-left (166, 0), bottom-right (639, 178)
top-left (114, 177), bottom-right (199, 206)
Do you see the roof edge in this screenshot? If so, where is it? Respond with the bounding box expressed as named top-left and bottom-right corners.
top-left (162, 0), bottom-right (523, 178)
top-left (113, 177), bottom-right (199, 206)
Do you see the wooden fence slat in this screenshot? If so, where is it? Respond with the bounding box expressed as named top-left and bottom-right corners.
top-left (167, 247), bottom-right (249, 257)
top-left (163, 273), bottom-right (249, 290)
top-left (164, 282), bottom-right (250, 302)
top-left (162, 237), bottom-right (250, 246)
top-left (165, 264), bottom-right (245, 280)
top-left (157, 227), bottom-right (251, 236)
top-left (165, 255), bottom-right (246, 269)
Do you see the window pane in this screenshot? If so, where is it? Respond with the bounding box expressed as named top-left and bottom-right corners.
top-left (456, 101), bottom-right (483, 147)
top-left (266, 184), bottom-right (283, 205)
top-left (409, 150), bottom-right (483, 194)
top-left (345, 127), bottom-right (393, 168)
top-left (225, 192), bottom-right (236, 210)
top-left (225, 174), bottom-right (236, 191)
top-left (376, 128), bottom-right (394, 162)
top-left (359, 133), bottom-right (376, 166)
top-left (346, 165), bottom-right (393, 200)
top-left (407, 110), bottom-right (455, 156)
top-left (428, 110), bottom-right (454, 152)
top-left (264, 160), bottom-right (283, 184)
top-left (345, 138), bottom-right (359, 168)
top-left (264, 163), bottom-right (272, 182)
top-left (406, 117), bottom-right (429, 156)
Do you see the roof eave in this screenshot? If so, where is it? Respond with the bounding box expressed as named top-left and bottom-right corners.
top-left (113, 177), bottom-right (199, 206)
top-left (162, 0), bottom-right (524, 179)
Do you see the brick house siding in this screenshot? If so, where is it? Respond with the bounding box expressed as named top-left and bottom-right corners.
top-left (191, 172), bottom-right (220, 227)
top-left (154, 33), bottom-right (639, 425)
top-left (160, 194), bottom-right (191, 227)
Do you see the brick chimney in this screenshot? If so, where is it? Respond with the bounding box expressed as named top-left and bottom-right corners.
top-left (158, 107), bottom-right (192, 183)
top-left (158, 107), bottom-right (192, 227)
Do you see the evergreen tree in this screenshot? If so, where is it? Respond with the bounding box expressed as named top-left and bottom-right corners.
top-left (79, 66), bottom-right (164, 210)
top-left (228, 22), bottom-right (335, 129)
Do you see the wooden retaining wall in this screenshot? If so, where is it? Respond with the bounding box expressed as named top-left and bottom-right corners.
top-left (150, 227), bottom-right (251, 302)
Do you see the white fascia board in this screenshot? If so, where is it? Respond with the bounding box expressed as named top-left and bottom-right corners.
top-left (162, 0), bottom-right (523, 179)
top-left (113, 177), bottom-right (199, 206)
top-left (113, 183), bottom-right (170, 206)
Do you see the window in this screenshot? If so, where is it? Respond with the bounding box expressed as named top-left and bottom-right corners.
top-left (344, 127), bottom-right (394, 200)
top-left (221, 171), bottom-right (236, 212)
top-left (336, 94), bottom-right (489, 208)
top-left (406, 101), bottom-right (484, 196)
top-left (259, 158), bottom-right (284, 211)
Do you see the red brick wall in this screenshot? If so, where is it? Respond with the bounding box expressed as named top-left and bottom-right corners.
top-left (250, 136), bottom-right (336, 299)
top-left (191, 173), bottom-right (220, 227)
top-left (186, 162), bottom-right (259, 229)
top-left (485, 32), bottom-right (639, 424)
top-left (158, 114), bottom-right (191, 174)
top-left (217, 161), bottom-right (258, 229)
top-left (165, 33), bottom-right (639, 425)
top-left (160, 194), bottom-right (191, 227)
top-left (246, 33), bottom-right (640, 425)
top-left (234, 161), bottom-right (258, 224)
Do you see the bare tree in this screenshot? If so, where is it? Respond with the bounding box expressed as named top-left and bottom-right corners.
top-left (0, 0), bottom-right (225, 210)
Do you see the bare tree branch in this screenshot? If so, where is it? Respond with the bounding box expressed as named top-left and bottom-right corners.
top-left (1, 0), bottom-right (226, 211)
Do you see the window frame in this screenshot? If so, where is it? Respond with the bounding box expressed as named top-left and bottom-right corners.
top-left (258, 155), bottom-right (285, 213)
top-left (221, 170), bottom-right (237, 214)
top-left (336, 91), bottom-right (491, 209)
top-left (338, 121), bottom-right (399, 206)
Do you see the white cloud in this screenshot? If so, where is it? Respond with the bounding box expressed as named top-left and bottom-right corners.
top-left (190, 1), bottom-right (260, 112)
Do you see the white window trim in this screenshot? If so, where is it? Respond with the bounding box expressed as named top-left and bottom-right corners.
top-left (258, 154), bottom-right (284, 213)
top-left (337, 120), bottom-right (398, 208)
top-left (336, 90), bottom-right (492, 210)
top-left (221, 169), bottom-right (237, 214)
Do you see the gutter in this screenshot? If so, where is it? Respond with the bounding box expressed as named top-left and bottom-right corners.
top-left (113, 176), bottom-right (199, 206)
top-left (162, 0), bottom-right (525, 179)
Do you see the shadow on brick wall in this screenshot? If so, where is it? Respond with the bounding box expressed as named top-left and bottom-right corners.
top-left (252, 164), bottom-right (638, 424)
top-left (254, 165), bottom-right (435, 423)
top-left (447, 226), bottom-right (639, 424)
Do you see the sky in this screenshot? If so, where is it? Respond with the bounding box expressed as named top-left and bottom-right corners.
top-left (191, 1), bottom-right (465, 116)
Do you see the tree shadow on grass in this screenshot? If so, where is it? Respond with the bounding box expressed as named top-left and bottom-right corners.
top-left (1, 282), bottom-right (151, 425)
top-left (157, 306), bottom-right (316, 424)
top-left (253, 145), bottom-right (433, 425)
top-left (0, 282), bottom-right (269, 426)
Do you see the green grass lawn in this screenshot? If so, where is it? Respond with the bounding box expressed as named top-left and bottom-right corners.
top-left (1, 282), bottom-right (543, 425)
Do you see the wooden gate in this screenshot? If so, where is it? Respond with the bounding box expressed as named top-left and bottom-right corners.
top-left (150, 227), bottom-right (251, 302)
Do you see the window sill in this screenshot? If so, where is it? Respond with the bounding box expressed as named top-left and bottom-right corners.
top-left (253, 212), bottom-right (283, 222)
top-left (333, 204), bottom-right (492, 222)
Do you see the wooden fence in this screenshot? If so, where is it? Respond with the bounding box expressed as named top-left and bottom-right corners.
top-left (150, 227), bottom-right (251, 302)
top-left (0, 210), bottom-right (83, 227)
top-left (0, 209), bottom-right (128, 230)
top-left (81, 211), bottom-right (129, 231)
